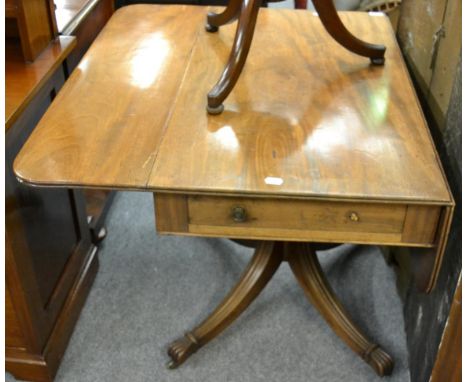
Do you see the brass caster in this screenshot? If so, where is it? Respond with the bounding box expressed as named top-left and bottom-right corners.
top-left (91, 226), bottom-right (107, 244)
top-left (370, 57), bottom-right (385, 65)
top-left (97, 227), bottom-right (107, 241)
top-left (166, 333), bottom-right (200, 369)
top-left (205, 23), bottom-right (219, 33)
top-left (206, 103), bottom-right (224, 115)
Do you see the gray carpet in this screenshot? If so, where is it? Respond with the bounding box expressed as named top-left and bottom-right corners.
top-left (7, 192), bottom-right (410, 382)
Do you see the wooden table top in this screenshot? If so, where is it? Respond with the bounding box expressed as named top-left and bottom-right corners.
top-left (5, 36), bottom-right (76, 131)
top-left (14, 5), bottom-right (452, 205)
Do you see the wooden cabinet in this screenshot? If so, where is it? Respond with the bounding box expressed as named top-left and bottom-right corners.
top-left (5, 38), bottom-right (98, 382)
top-left (5, 0), bottom-right (57, 62)
top-left (5, 1), bottom-right (115, 378)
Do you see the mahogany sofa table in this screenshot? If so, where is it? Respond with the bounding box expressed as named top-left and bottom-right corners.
top-left (14, 4), bottom-right (453, 378)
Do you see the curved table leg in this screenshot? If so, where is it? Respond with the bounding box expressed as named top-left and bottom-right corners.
top-left (166, 241), bottom-right (282, 368)
top-left (205, 0), bottom-right (243, 32)
top-left (206, 0), bottom-right (263, 114)
top-left (287, 243), bottom-right (394, 376)
top-left (311, 0), bottom-right (386, 64)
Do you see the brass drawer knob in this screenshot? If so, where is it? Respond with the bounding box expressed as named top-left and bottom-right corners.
top-left (232, 206), bottom-right (247, 223)
top-left (348, 211), bottom-right (360, 222)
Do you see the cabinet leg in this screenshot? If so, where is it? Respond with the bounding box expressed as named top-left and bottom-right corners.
top-left (311, 0), bottom-right (385, 64)
top-left (287, 242), bottom-right (393, 376)
top-left (167, 241), bottom-right (282, 368)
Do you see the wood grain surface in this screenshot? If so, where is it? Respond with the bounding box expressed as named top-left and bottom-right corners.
top-left (188, 196), bottom-right (407, 233)
top-left (5, 0), bottom-right (18, 17)
top-left (14, 5), bottom-right (206, 189)
top-left (149, 9), bottom-right (450, 203)
top-left (14, 6), bottom-right (452, 207)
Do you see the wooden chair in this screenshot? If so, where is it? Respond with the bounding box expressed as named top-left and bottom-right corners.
top-left (204, 0), bottom-right (386, 114)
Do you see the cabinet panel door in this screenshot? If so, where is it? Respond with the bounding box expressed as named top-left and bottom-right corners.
top-left (6, 67), bottom-right (92, 350)
top-left (5, 288), bottom-right (27, 349)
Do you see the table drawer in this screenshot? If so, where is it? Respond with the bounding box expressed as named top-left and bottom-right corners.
top-left (188, 195), bottom-right (407, 242)
top-left (154, 194), bottom-right (441, 246)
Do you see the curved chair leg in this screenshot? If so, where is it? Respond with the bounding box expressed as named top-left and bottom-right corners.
top-left (294, 0), bottom-right (308, 9)
top-left (205, 0), bottom-right (243, 32)
top-left (166, 241), bottom-right (282, 369)
top-left (311, 0), bottom-right (386, 64)
top-left (287, 243), bottom-right (394, 377)
top-left (206, 0), bottom-right (263, 114)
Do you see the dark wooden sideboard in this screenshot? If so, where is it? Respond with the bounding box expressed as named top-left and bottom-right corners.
top-left (5, 36), bottom-right (99, 382)
top-left (5, 1), bottom-right (114, 381)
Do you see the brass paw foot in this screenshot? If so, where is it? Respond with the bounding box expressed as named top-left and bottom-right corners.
top-left (363, 344), bottom-right (394, 376)
top-left (166, 333), bottom-right (200, 369)
top-left (287, 243), bottom-right (394, 377)
top-left (166, 242), bottom-right (280, 369)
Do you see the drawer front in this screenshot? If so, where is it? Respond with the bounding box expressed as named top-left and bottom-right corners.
top-left (154, 194), bottom-right (441, 246)
top-left (189, 196), bottom-right (406, 232)
top-left (187, 196), bottom-right (406, 243)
